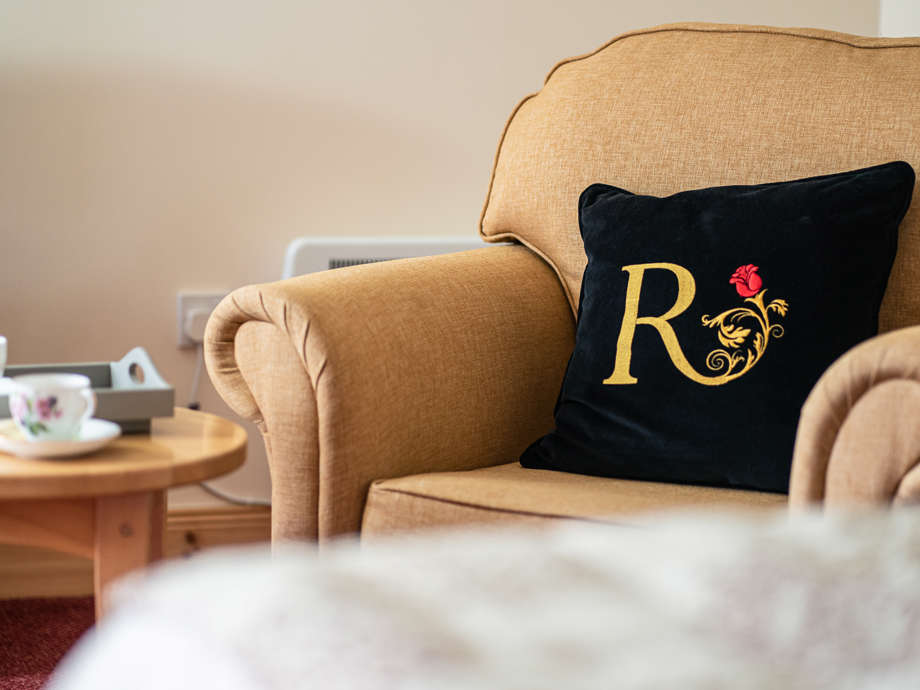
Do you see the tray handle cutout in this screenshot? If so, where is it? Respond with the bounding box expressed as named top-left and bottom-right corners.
top-left (110, 347), bottom-right (168, 390)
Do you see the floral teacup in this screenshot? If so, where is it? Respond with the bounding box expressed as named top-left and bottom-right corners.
top-left (8, 374), bottom-right (96, 441)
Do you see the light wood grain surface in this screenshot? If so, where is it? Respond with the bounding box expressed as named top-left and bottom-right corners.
top-left (0, 408), bottom-right (248, 616)
top-left (93, 491), bottom-right (165, 618)
top-left (0, 506), bottom-right (270, 599)
top-left (0, 408), bottom-right (247, 499)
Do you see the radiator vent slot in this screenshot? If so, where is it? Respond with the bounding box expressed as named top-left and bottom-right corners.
top-left (282, 237), bottom-right (489, 278)
top-left (328, 257), bottom-right (397, 270)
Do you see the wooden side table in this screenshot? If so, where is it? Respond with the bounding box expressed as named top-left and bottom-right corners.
top-left (0, 408), bottom-right (247, 618)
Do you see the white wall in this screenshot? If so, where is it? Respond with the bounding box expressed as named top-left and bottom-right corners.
top-left (0, 1), bottom-right (880, 508)
top-left (880, 0), bottom-right (920, 36)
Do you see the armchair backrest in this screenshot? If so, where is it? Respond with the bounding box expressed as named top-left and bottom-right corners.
top-left (480, 23), bottom-right (920, 333)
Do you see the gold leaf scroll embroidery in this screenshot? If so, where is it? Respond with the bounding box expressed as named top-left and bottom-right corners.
top-left (604, 263), bottom-right (788, 386)
top-left (700, 291), bottom-right (788, 383)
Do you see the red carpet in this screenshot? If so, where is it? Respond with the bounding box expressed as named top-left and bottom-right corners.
top-left (0, 597), bottom-right (94, 690)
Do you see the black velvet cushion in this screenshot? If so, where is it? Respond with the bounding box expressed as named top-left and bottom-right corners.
top-left (521, 162), bottom-right (915, 492)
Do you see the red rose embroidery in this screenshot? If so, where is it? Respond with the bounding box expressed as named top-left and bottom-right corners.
top-left (730, 264), bottom-right (763, 298)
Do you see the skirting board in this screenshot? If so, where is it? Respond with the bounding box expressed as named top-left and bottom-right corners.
top-left (0, 505), bottom-right (271, 599)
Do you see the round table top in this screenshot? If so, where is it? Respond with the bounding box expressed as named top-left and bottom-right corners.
top-left (0, 408), bottom-right (247, 500)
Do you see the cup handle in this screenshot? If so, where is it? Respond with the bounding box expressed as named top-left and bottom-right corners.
top-left (80, 389), bottom-right (97, 426)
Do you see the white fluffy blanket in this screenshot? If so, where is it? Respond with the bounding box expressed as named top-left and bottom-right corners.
top-left (50, 509), bottom-right (920, 689)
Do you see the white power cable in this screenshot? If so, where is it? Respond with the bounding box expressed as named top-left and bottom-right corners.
top-left (188, 344), bottom-right (204, 411)
top-left (198, 478), bottom-right (271, 507)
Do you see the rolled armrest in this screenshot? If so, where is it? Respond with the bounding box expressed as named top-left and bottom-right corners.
top-left (789, 325), bottom-right (920, 507)
top-left (205, 245), bottom-right (575, 539)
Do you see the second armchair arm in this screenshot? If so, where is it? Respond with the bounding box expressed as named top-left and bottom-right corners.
top-left (790, 325), bottom-right (920, 507)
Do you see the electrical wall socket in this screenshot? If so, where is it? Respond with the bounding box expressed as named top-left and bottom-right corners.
top-left (177, 292), bottom-right (226, 348)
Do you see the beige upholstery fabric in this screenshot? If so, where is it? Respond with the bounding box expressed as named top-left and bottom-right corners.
top-left (789, 326), bottom-right (920, 507)
top-left (205, 246), bottom-right (575, 539)
top-left (235, 321), bottom-right (319, 541)
top-left (362, 462), bottom-right (785, 536)
top-left (480, 23), bottom-right (920, 334)
top-left (205, 23), bottom-right (920, 542)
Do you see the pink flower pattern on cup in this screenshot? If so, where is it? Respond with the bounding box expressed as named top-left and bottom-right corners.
top-left (37, 396), bottom-right (63, 421)
top-left (9, 373), bottom-right (96, 441)
top-left (11, 394), bottom-right (63, 436)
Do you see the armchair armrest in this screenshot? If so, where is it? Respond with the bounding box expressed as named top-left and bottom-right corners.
top-left (789, 326), bottom-right (920, 507)
top-left (205, 245), bottom-right (574, 540)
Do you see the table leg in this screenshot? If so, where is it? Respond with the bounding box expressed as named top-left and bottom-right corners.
top-left (93, 490), bottom-right (165, 619)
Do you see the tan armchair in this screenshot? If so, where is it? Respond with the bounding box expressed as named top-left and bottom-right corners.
top-left (205, 23), bottom-right (920, 542)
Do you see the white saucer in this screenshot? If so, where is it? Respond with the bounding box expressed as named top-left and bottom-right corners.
top-left (0, 418), bottom-right (122, 459)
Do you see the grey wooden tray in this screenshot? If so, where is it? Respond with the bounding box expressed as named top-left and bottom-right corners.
top-left (1, 347), bottom-right (174, 433)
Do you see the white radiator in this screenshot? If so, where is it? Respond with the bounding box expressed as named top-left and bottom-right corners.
top-left (282, 236), bottom-right (488, 278)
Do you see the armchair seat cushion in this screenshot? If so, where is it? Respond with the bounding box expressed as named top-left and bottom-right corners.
top-left (361, 462), bottom-right (785, 536)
